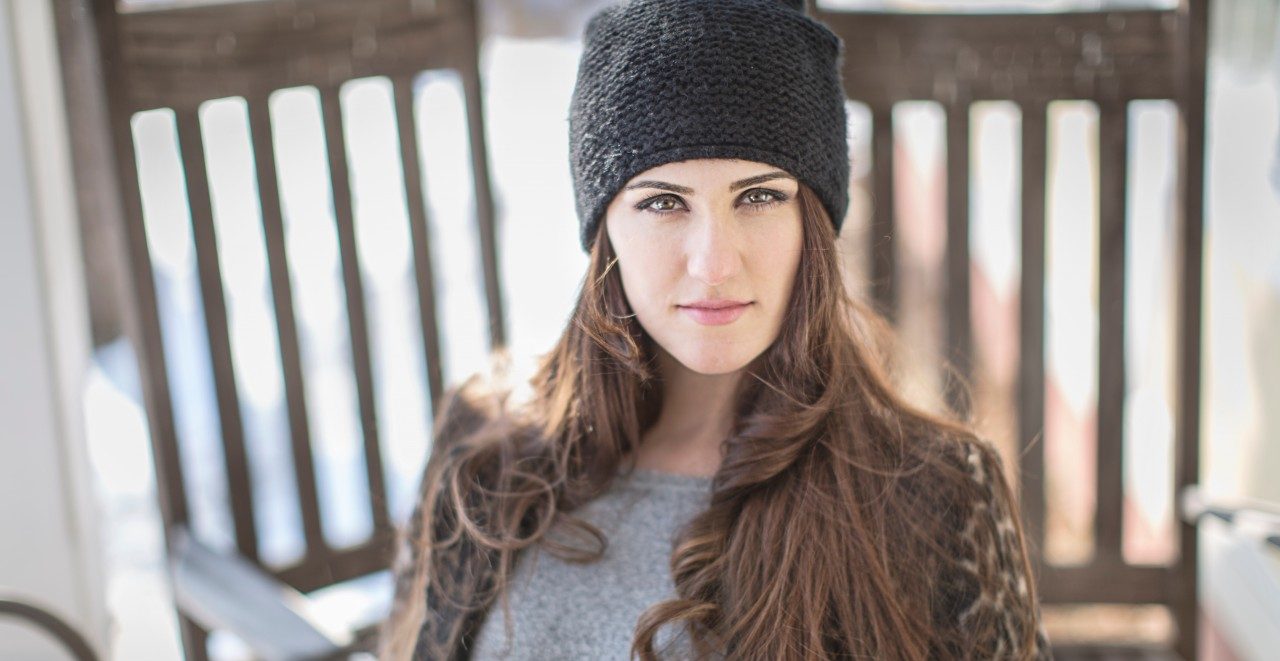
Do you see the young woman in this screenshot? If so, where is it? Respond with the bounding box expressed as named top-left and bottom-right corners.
top-left (380, 0), bottom-right (1052, 659)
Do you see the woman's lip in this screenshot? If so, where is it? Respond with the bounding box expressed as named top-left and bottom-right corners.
top-left (678, 302), bottom-right (752, 326)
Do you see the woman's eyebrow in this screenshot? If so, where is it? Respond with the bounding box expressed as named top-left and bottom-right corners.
top-left (624, 180), bottom-right (694, 194)
top-left (623, 171), bottom-right (794, 194)
top-left (728, 171), bottom-right (793, 191)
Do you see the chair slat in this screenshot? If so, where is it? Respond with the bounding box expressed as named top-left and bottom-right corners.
top-left (459, 47), bottom-right (507, 350)
top-left (1017, 101), bottom-right (1049, 556)
top-left (317, 85), bottom-right (392, 535)
top-left (391, 73), bottom-right (446, 411)
top-left (944, 102), bottom-right (972, 415)
top-left (113, 109), bottom-right (192, 531)
top-left (1040, 564), bottom-right (1167, 604)
top-left (1096, 101), bottom-right (1129, 566)
top-left (245, 94), bottom-right (327, 556)
top-left (177, 612), bottom-right (211, 661)
top-left (870, 104), bottom-right (897, 320)
top-left (1171, 6), bottom-right (1211, 657)
top-left (175, 108), bottom-right (259, 562)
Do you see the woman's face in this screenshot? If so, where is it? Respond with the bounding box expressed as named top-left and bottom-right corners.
top-left (604, 158), bottom-right (803, 375)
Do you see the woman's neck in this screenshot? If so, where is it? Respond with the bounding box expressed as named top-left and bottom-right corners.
top-left (630, 348), bottom-right (740, 478)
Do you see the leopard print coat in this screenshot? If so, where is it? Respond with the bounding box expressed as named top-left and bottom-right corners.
top-left (945, 439), bottom-right (1054, 660)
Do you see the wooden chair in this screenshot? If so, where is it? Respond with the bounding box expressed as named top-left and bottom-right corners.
top-left (69, 0), bottom-right (1208, 657)
top-left (814, 1), bottom-right (1208, 658)
top-left (82, 0), bottom-right (506, 657)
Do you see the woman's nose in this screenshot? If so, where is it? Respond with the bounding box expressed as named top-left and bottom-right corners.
top-left (685, 210), bottom-right (742, 286)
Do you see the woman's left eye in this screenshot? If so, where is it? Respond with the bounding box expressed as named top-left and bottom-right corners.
top-left (740, 188), bottom-right (788, 209)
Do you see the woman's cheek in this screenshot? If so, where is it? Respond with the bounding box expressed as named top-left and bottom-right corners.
top-left (759, 214), bottom-right (803, 303)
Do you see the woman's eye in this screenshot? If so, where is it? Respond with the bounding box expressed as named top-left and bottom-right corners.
top-left (741, 188), bottom-right (788, 209)
top-left (637, 194), bottom-right (685, 214)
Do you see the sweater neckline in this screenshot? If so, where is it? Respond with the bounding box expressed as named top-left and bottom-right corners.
top-left (615, 465), bottom-right (715, 492)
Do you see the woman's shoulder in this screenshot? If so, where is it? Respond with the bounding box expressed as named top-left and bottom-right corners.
top-left (915, 432), bottom-right (1001, 477)
top-left (907, 433), bottom-right (1026, 562)
top-left (901, 434), bottom-right (1016, 511)
top-left (920, 434), bottom-right (1055, 659)
top-left (894, 433), bottom-right (990, 510)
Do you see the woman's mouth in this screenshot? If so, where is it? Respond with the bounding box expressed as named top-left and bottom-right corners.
top-left (677, 300), bottom-right (752, 326)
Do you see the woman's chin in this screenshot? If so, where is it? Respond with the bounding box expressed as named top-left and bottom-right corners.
top-left (668, 347), bottom-right (758, 376)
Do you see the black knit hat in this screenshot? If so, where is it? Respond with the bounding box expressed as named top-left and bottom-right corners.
top-left (569, 0), bottom-right (850, 252)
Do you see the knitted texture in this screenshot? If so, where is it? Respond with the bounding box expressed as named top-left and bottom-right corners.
top-left (568, 0), bottom-right (851, 251)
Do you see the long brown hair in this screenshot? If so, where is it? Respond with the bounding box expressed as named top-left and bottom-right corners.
top-left (378, 182), bottom-right (1042, 660)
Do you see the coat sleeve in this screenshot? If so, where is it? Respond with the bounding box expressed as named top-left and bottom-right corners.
top-left (943, 438), bottom-right (1054, 661)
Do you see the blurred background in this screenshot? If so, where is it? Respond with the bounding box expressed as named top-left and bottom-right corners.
top-left (1, 0), bottom-right (1276, 659)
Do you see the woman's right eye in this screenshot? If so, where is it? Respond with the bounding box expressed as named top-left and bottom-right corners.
top-left (637, 194), bottom-right (685, 214)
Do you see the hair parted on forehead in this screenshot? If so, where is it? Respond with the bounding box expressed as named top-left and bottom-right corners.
top-left (376, 181), bottom-right (1046, 660)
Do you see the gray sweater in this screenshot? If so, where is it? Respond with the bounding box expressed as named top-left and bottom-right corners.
top-left (469, 467), bottom-right (714, 660)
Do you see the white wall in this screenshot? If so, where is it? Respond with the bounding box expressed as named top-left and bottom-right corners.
top-left (0, 0), bottom-right (109, 658)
